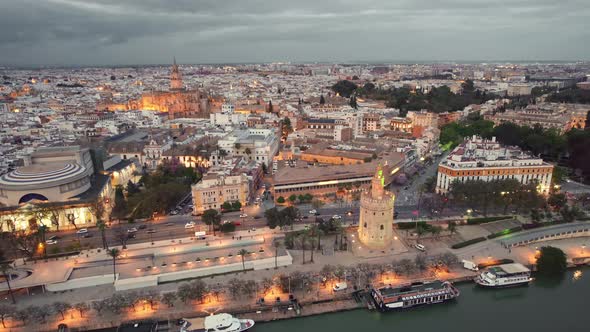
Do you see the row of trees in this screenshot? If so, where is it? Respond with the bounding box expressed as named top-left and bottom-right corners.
top-left (276, 193), bottom-right (314, 205)
top-left (332, 79), bottom-right (495, 117)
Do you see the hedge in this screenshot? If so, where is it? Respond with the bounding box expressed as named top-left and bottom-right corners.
top-left (451, 237), bottom-right (487, 249)
top-left (397, 221), bottom-right (428, 230)
top-left (466, 216), bottom-right (513, 225)
top-left (486, 226), bottom-right (523, 239)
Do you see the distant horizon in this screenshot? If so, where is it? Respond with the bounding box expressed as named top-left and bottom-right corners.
top-left (2, 59), bottom-right (589, 70)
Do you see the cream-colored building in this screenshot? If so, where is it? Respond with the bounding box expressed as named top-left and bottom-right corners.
top-left (358, 165), bottom-right (395, 249)
top-left (191, 172), bottom-right (249, 213)
top-left (436, 136), bottom-right (553, 194)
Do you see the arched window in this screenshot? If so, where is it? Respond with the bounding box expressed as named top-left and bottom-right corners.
top-left (380, 224), bottom-right (384, 230)
top-left (364, 222), bottom-right (367, 228)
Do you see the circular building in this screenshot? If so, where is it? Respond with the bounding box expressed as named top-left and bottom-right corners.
top-left (0, 147), bottom-right (94, 207)
top-left (358, 164), bottom-right (395, 249)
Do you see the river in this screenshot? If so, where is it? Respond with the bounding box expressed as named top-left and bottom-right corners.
top-left (253, 268), bottom-right (590, 332)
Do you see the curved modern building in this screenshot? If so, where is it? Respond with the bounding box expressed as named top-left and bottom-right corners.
top-left (0, 146), bottom-right (94, 207)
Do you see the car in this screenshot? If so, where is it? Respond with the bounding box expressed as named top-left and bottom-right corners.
top-left (45, 239), bottom-right (58, 245)
top-left (184, 222), bottom-right (195, 229)
top-left (414, 243), bottom-right (426, 252)
top-left (47, 235), bottom-right (59, 241)
top-left (127, 227), bottom-right (138, 233)
top-left (147, 229), bottom-right (157, 234)
top-left (82, 233), bottom-right (93, 238)
top-left (138, 224), bottom-right (147, 230)
top-left (314, 212), bottom-right (320, 216)
top-left (76, 228), bottom-right (88, 234)
top-left (240, 213), bottom-right (248, 218)
top-left (170, 210), bottom-right (178, 215)
top-left (308, 209), bottom-right (317, 215)
top-left (127, 233), bottom-right (136, 239)
top-left (234, 221), bottom-right (241, 226)
top-left (332, 215), bottom-right (342, 220)
top-left (250, 228), bottom-right (257, 232)
top-left (333, 282), bottom-right (348, 292)
top-left (165, 222), bottom-right (174, 227)
top-left (346, 210), bottom-right (354, 216)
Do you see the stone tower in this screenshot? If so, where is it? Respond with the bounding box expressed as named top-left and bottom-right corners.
top-left (170, 57), bottom-right (184, 91)
top-left (358, 164), bottom-right (395, 249)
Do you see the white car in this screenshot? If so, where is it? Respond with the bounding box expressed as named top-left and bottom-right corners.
top-left (184, 222), bottom-right (195, 229)
top-left (76, 228), bottom-right (88, 234)
top-left (309, 209), bottom-right (317, 215)
top-left (332, 215), bottom-right (342, 220)
top-left (127, 227), bottom-right (138, 233)
top-left (240, 213), bottom-right (248, 218)
top-left (45, 239), bottom-right (58, 245)
top-left (333, 282), bottom-right (348, 292)
top-left (414, 243), bottom-right (426, 252)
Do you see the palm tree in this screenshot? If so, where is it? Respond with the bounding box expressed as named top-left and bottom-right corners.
top-left (299, 232), bottom-right (308, 264)
top-left (273, 240), bottom-right (282, 269)
top-left (238, 249), bottom-right (248, 271)
top-left (97, 221), bottom-right (108, 250)
top-left (107, 248), bottom-right (120, 282)
top-left (0, 262), bottom-right (15, 304)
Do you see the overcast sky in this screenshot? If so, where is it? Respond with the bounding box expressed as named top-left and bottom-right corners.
top-left (0, 0), bottom-right (589, 66)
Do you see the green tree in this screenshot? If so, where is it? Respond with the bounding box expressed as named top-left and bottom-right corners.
top-left (221, 201), bottom-right (233, 211)
top-left (107, 248), bottom-right (120, 282)
top-left (288, 194), bottom-right (297, 204)
top-left (161, 292), bottom-right (177, 307)
top-left (112, 185), bottom-right (127, 220)
top-left (231, 201), bottom-right (242, 210)
top-left (220, 222), bottom-right (236, 233)
top-left (536, 246), bottom-right (567, 276)
top-left (268, 100), bottom-right (274, 113)
top-left (319, 95), bottom-right (326, 105)
top-left (202, 209), bottom-right (221, 235)
top-left (332, 80), bottom-right (358, 98)
top-left (0, 305), bottom-right (15, 328)
top-left (548, 193), bottom-right (567, 210)
top-left (74, 302), bottom-right (89, 318)
top-left (277, 196), bottom-right (285, 204)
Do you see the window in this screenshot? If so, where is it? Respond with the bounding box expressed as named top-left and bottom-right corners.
top-left (380, 225), bottom-right (384, 230)
top-left (364, 222), bottom-right (367, 228)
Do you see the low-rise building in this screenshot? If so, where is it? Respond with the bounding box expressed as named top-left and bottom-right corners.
top-left (435, 136), bottom-right (553, 194)
top-left (191, 172), bottom-right (249, 214)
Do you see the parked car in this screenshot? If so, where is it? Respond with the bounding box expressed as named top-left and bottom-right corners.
top-left (308, 209), bottom-right (317, 215)
top-left (138, 224), bottom-right (147, 230)
top-left (147, 229), bottom-right (157, 234)
top-left (45, 239), bottom-right (58, 245)
top-left (127, 233), bottom-right (136, 239)
top-left (333, 282), bottom-right (348, 292)
top-left (414, 243), bottom-right (426, 252)
top-left (82, 233), bottom-right (93, 238)
top-left (240, 213), bottom-right (248, 218)
top-left (127, 227), bottom-right (138, 233)
top-left (332, 215), bottom-right (342, 220)
top-left (184, 222), bottom-right (195, 229)
top-left (76, 228), bottom-right (88, 234)
top-left (47, 235), bottom-right (59, 241)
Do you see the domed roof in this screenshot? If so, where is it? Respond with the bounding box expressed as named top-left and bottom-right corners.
top-left (0, 163), bottom-right (86, 186)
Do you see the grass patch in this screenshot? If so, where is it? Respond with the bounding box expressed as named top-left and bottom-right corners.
top-left (486, 226), bottom-right (523, 239)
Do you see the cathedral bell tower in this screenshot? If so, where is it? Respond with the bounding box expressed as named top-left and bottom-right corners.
top-left (170, 57), bottom-right (184, 91)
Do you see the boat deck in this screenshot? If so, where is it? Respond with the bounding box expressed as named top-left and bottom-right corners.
top-left (376, 280), bottom-right (446, 297)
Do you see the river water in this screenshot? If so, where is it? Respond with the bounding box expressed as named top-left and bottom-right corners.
top-left (254, 268), bottom-right (590, 332)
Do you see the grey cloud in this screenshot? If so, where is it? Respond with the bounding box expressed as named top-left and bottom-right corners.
top-left (0, 0), bottom-right (588, 65)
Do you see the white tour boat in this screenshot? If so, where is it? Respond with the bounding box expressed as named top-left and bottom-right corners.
top-left (475, 263), bottom-right (532, 288)
top-left (180, 313), bottom-right (254, 332)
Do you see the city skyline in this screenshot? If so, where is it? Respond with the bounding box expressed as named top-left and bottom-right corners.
top-left (1, 0), bottom-right (589, 66)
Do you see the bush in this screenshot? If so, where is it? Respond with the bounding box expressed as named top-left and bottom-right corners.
top-left (466, 216), bottom-right (513, 225)
top-left (451, 237), bottom-right (487, 249)
top-left (487, 226), bottom-right (523, 239)
top-left (277, 196), bottom-right (285, 204)
top-left (397, 221), bottom-right (429, 230)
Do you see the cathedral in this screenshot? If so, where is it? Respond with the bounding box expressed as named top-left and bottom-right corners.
top-left (102, 59), bottom-right (209, 120)
top-left (358, 164), bottom-right (395, 249)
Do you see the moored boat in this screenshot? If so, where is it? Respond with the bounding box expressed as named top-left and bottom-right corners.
top-left (180, 313), bottom-right (254, 332)
top-left (371, 280), bottom-right (460, 311)
top-left (474, 263), bottom-right (532, 288)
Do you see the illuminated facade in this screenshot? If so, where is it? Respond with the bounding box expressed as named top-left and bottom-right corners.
top-left (436, 136), bottom-right (554, 194)
top-left (358, 164), bottom-right (395, 249)
top-left (191, 173), bottom-right (249, 214)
